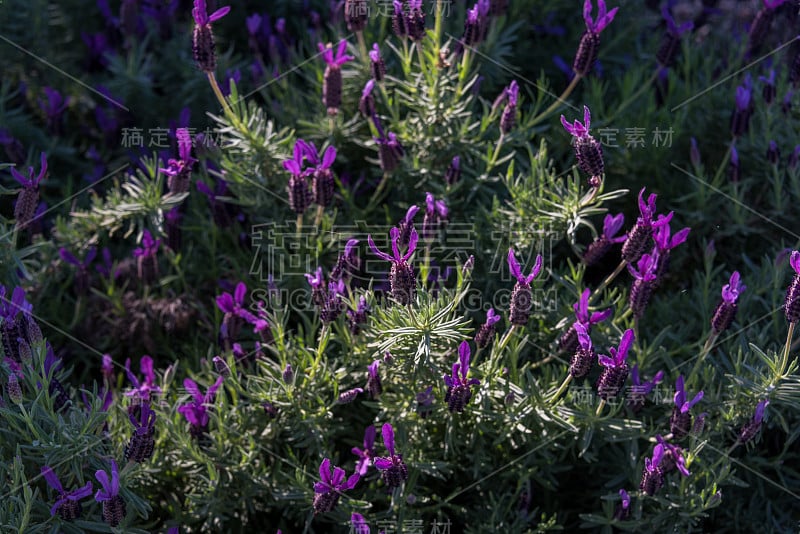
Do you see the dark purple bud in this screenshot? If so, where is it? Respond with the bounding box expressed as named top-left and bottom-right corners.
top-left (444, 156), bottom-right (461, 185)
top-left (366, 360), bottom-right (382, 398)
top-left (359, 79), bottom-right (376, 117)
top-left (344, 0), bottom-right (368, 32)
top-left (690, 137), bottom-right (701, 167)
top-left (392, 0), bottom-right (409, 38)
top-left (406, 0), bottom-right (425, 41)
top-left (337, 387), bottom-right (363, 404)
top-left (746, 6), bottom-right (776, 57)
top-left (569, 323), bottom-right (595, 378)
top-left (639, 444), bottom-right (664, 496)
top-left (784, 251), bottom-right (800, 323)
top-left (766, 140), bottom-right (780, 165)
top-left (369, 43), bottom-right (386, 81)
top-left (499, 81), bottom-right (519, 134)
top-left (760, 70), bottom-right (776, 104)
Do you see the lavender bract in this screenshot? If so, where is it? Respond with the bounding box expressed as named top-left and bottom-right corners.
top-left (160, 128), bottom-right (196, 194)
top-left (569, 322), bottom-right (595, 378)
top-left (374, 423), bottom-right (408, 488)
top-left (443, 341), bottom-right (481, 413)
top-left (133, 230), bottom-right (160, 283)
top-left (596, 329), bottom-right (634, 400)
top-left (561, 105), bottom-right (604, 187)
top-left (95, 459), bottom-right (126, 527)
top-left (652, 222), bottom-right (690, 285)
top-left (312, 458), bottom-right (359, 513)
top-left (500, 81), bottom-right (519, 134)
top-left (739, 399), bottom-right (769, 443)
top-left (627, 252), bottom-right (659, 319)
top-left (712, 271), bottom-right (746, 334)
top-left (657, 5), bottom-right (692, 68)
top-left (352, 425), bottom-right (376, 476)
top-left (41, 466), bottom-right (93, 521)
top-left (368, 227), bottom-right (418, 305)
top-left (124, 355), bottom-right (162, 402)
top-left (474, 308), bottom-right (501, 349)
top-left (177, 376), bottom-right (225, 440)
top-left (59, 247), bottom-right (97, 295)
top-left (191, 0), bottom-right (230, 72)
top-left (125, 401), bottom-right (156, 463)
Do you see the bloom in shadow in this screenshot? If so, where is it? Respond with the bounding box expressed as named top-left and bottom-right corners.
top-left (41, 466), bottom-right (93, 521)
top-left (312, 458), bottom-right (360, 513)
top-left (374, 423), bottom-right (408, 488)
top-left (95, 459), bottom-right (126, 527)
top-left (443, 341), bottom-right (481, 413)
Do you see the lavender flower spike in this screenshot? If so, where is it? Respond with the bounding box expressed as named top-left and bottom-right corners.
top-left (124, 401), bottom-right (157, 463)
top-left (573, 0), bottom-right (619, 76)
top-left (11, 152), bottom-right (47, 227)
top-left (351, 513), bottom-right (371, 534)
top-left (366, 360), bottom-right (382, 398)
top-left (124, 355), bottom-right (162, 401)
top-left (500, 81), bottom-right (519, 134)
top-left (639, 444), bottom-right (664, 496)
top-left (596, 329), bottom-right (634, 400)
top-left (177, 376), bottom-right (225, 440)
top-left (95, 459), bottom-right (126, 527)
top-left (561, 105), bottom-right (604, 186)
top-left (559, 288), bottom-right (613, 353)
top-left (657, 5), bottom-right (692, 68)
top-left (374, 423), bottom-right (409, 488)
top-left (784, 251), bottom-right (800, 323)
top-left (507, 249), bottom-right (544, 326)
top-left (614, 488), bottom-right (631, 520)
top-left (312, 458), bottom-right (360, 514)
top-left (319, 41), bottom-right (354, 115)
top-left (41, 466), bottom-right (93, 521)
top-left (731, 81), bottom-right (753, 138)
top-left (621, 187), bottom-right (673, 264)
top-left (628, 365), bottom-right (664, 410)
top-left (569, 322), bottom-right (595, 378)
top-left (670, 375), bottom-right (703, 439)
top-left (474, 308), bottom-right (502, 349)
top-left (627, 251), bottom-right (659, 319)
top-left (369, 43), bottom-right (386, 81)
top-left (191, 0), bottom-right (230, 72)
top-left (583, 213), bottom-right (626, 266)
top-left (443, 341), bottom-right (481, 413)
top-left (712, 271), bottom-right (746, 333)
top-left (368, 227), bottom-right (418, 305)
top-left (160, 127), bottom-right (196, 194)
top-left (652, 222), bottom-right (690, 284)
top-left (739, 399), bottom-right (769, 443)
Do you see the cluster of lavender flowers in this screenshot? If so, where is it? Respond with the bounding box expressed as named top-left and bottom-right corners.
top-left (283, 138), bottom-right (339, 216)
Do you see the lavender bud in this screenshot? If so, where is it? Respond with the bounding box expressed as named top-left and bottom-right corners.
top-left (369, 44), bottom-right (386, 81)
top-left (390, 261), bottom-right (416, 305)
top-left (345, 0), bottom-right (368, 32)
top-left (746, 8), bottom-right (774, 57)
top-left (444, 383), bottom-right (472, 413)
top-left (337, 387), bottom-right (363, 404)
top-left (407, 4), bottom-right (425, 41)
top-left (639, 466), bottom-right (663, 496)
top-left (689, 137), bottom-right (701, 167)
top-left (312, 168), bottom-right (335, 207)
top-left (444, 156), bottom-right (461, 186)
top-left (583, 238), bottom-right (612, 267)
top-left (669, 407), bottom-right (692, 440)
top-left (461, 254), bottom-right (475, 276)
top-left (282, 364), bottom-right (294, 384)
top-left (711, 301), bottom-right (737, 334)
top-left (574, 135), bottom-right (604, 183)
top-left (2, 319), bottom-right (21, 361)
top-left (49, 378), bottom-right (70, 412)
top-left (262, 401), bottom-right (279, 419)
top-left (21, 313), bottom-right (42, 345)
top-left (17, 338), bottom-right (32, 364)
top-left (474, 322), bottom-right (496, 349)
top-left (621, 224), bottom-right (652, 264)
top-left (558, 324), bottom-right (579, 354)
top-left (656, 32), bottom-right (681, 68)
top-left (322, 66), bottom-right (343, 115)
top-left (392, 1), bottom-right (409, 38)
top-left (15, 188), bottom-right (39, 228)
top-left (213, 356), bottom-right (231, 378)
top-left (8, 374), bottom-right (23, 404)
top-left (500, 102), bottom-right (516, 134)
top-left (766, 141), bottom-right (780, 165)
top-left (762, 82), bottom-right (776, 105)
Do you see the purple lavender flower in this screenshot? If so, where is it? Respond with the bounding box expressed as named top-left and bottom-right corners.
top-left (38, 87), bottom-right (69, 135)
top-left (344, 0), bottom-right (368, 32)
top-left (789, 145), bottom-right (800, 169)
top-left (397, 205), bottom-right (420, 249)
top-left (558, 288), bottom-right (614, 353)
top-left (338, 387), bottom-right (363, 403)
top-left (670, 376), bottom-right (703, 439)
top-left (627, 251), bottom-right (659, 319)
top-left (102, 354), bottom-right (114, 387)
top-left (689, 137), bottom-right (701, 167)
top-left (303, 141), bottom-right (337, 208)
top-left (59, 247), bottom-right (97, 295)
top-left (739, 399), bottom-right (769, 443)
top-left (507, 249), bottom-right (544, 326)
top-left (332, 238), bottom-right (361, 282)
top-left (785, 251), bottom-right (800, 323)
top-left (351, 425), bottom-right (376, 476)
top-left (282, 364), bottom-right (294, 384)
top-left (443, 341), bottom-right (481, 413)
top-left (283, 141), bottom-right (312, 214)
top-left (712, 271), bottom-right (746, 334)
top-left (366, 360), bottom-right (382, 398)
top-left (729, 145), bottom-right (740, 183)
top-left (0, 286), bottom-right (33, 363)
top-left (444, 156), bottom-right (461, 186)
top-left (652, 222), bottom-right (690, 284)
top-left (639, 444), bottom-right (664, 496)
top-left (392, 0), bottom-right (409, 38)
top-left (614, 488), bottom-right (631, 520)
top-left (359, 79), bottom-right (376, 118)
top-left (766, 140), bottom-right (780, 165)
top-left (320, 279), bottom-right (346, 324)
top-left (41, 466), bottom-right (93, 521)
top-left (406, 0), bottom-right (426, 41)
top-left (416, 385), bottom-right (434, 418)
top-left (731, 80), bottom-right (753, 138)
top-left (312, 458), bottom-right (360, 514)
top-left (319, 41), bottom-right (354, 115)
top-left (10, 152), bottom-right (47, 228)
top-left (160, 128), bottom-right (196, 194)
top-left (347, 296), bottom-right (370, 335)
top-left (374, 423), bottom-right (409, 488)
top-left (369, 43), bottom-right (386, 81)
top-left (760, 69), bottom-right (776, 105)
top-left (422, 192), bottom-right (448, 242)
top-left (657, 5), bottom-right (693, 68)
top-left (306, 267), bottom-right (326, 306)
top-left (561, 105), bottom-right (604, 187)
top-left (463, 1), bottom-right (490, 47)
top-left (374, 124), bottom-right (405, 173)
top-left (191, 0), bottom-right (230, 72)
top-left (133, 229), bottom-right (160, 283)
top-left (369, 227), bottom-right (418, 305)
top-left (569, 322), bottom-right (595, 378)
top-left (216, 282), bottom-right (257, 346)
top-left (628, 365), bottom-right (664, 410)
top-left (500, 81), bottom-right (519, 134)
top-left (95, 459), bottom-right (126, 527)
top-left (583, 213), bottom-right (627, 266)
top-left (124, 401), bottom-right (156, 463)
top-left (621, 187), bottom-right (673, 264)
top-left (573, 0), bottom-right (619, 76)
top-left (596, 329), bottom-right (634, 400)
top-left (351, 513), bottom-right (371, 534)
top-left (124, 355), bottom-right (162, 401)
top-left (747, 1), bottom-right (785, 57)
top-left (177, 376), bottom-right (225, 439)
top-left (655, 434), bottom-right (691, 476)
top-left (474, 308), bottom-right (502, 349)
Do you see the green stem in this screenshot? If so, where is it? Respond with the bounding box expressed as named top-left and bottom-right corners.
top-left (688, 331), bottom-right (718, 385)
top-left (434, 0), bottom-right (444, 53)
top-left (207, 72), bottom-right (243, 131)
top-left (295, 214), bottom-right (304, 239)
top-left (595, 399), bottom-right (606, 416)
top-left (779, 322), bottom-right (796, 377)
top-left (497, 325), bottom-right (518, 353)
top-left (367, 171), bottom-right (392, 210)
top-left (588, 260), bottom-right (628, 305)
top-left (455, 48), bottom-right (471, 98)
top-left (486, 133), bottom-right (505, 175)
top-left (416, 42), bottom-right (428, 80)
top-left (529, 74), bottom-right (583, 127)
top-left (356, 31), bottom-right (368, 65)
top-left (550, 374), bottom-right (573, 404)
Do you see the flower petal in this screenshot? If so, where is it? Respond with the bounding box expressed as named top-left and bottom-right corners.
top-left (507, 249), bottom-right (522, 282)
top-left (208, 6), bottom-right (230, 23)
top-left (318, 458), bottom-right (332, 484)
top-left (373, 457), bottom-right (392, 470)
top-left (367, 235), bottom-right (393, 262)
top-left (381, 423), bottom-right (395, 457)
top-left (41, 466), bottom-right (64, 492)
